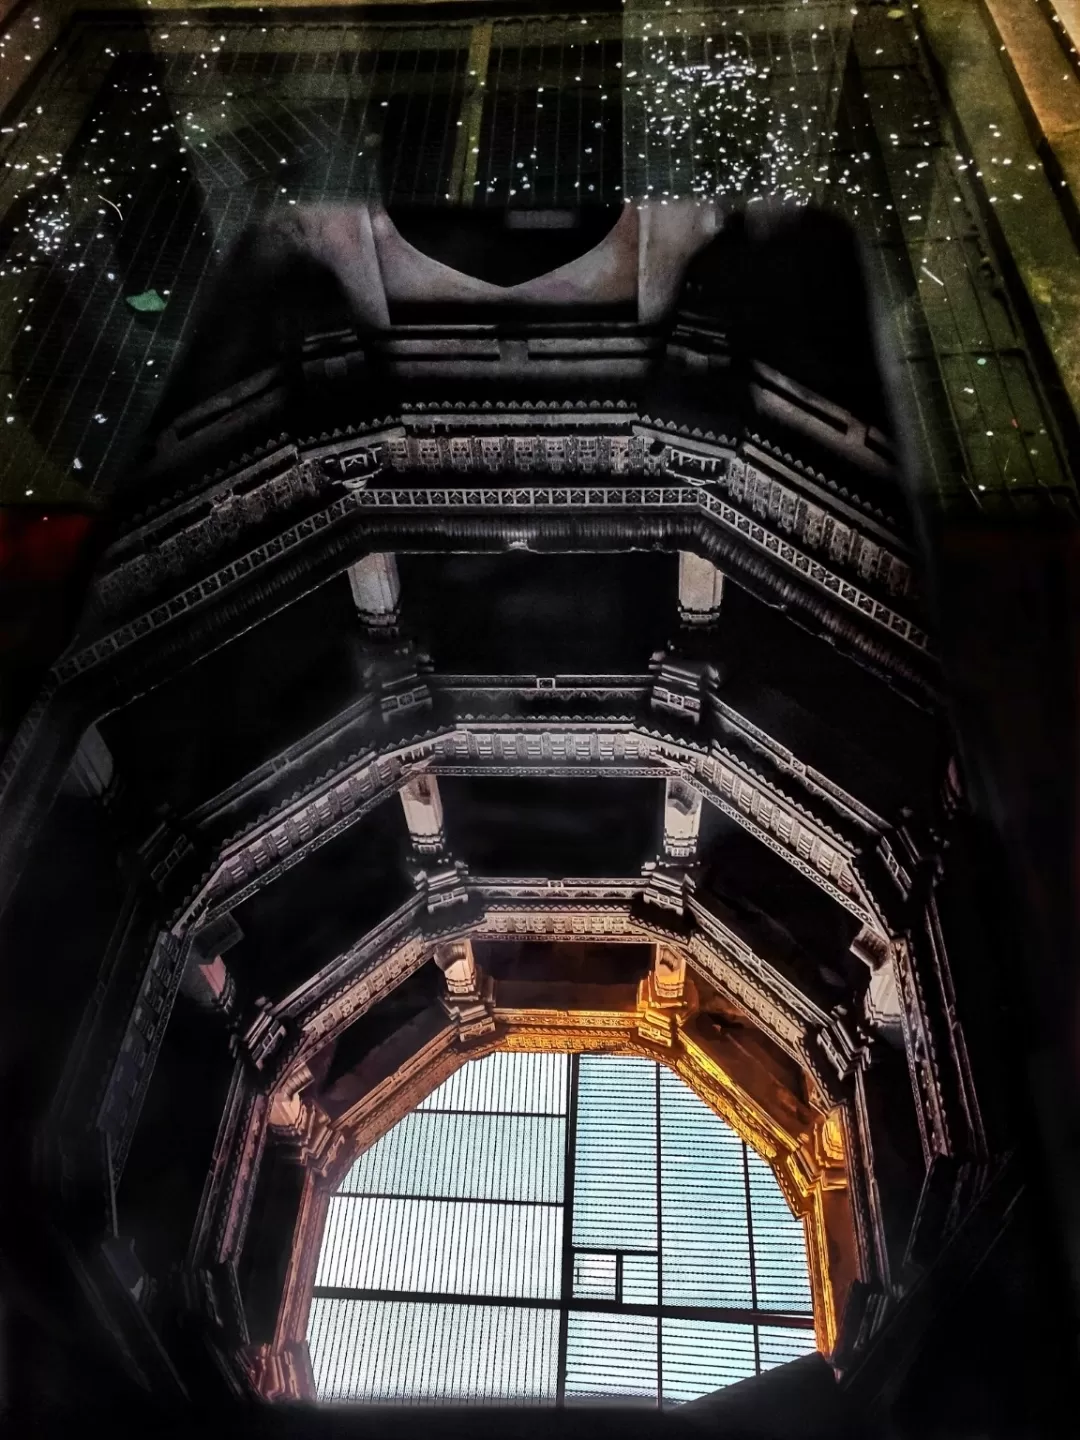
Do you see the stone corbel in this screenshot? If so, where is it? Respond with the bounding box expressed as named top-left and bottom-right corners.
top-left (795, 1107), bottom-right (849, 1194)
top-left (410, 853), bottom-right (470, 914)
top-left (649, 652), bottom-right (716, 724)
top-left (641, 857), bottom-right (695, 916)
top-left (181, 953), bottom-right (239, 1022)
top-left (245, 1339), bottom-right (315, 1402)
top-left (819, 1005), bottom-right (875, 1083)
top-left (365, 646), bottom-right (433, 720)
top-left (268, 1061), bottom-right (316, 1136)
top-left (236, 997), bottom-right (289, 1074)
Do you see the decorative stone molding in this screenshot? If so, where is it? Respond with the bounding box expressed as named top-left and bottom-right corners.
top-left (97, 930), bottom-right (189, 1179)
top-left (249, 888), bottom-right (836, 1109)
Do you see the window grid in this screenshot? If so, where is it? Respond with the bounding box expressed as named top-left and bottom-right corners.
top-left (309, 1051), bottom-right (815, 1405)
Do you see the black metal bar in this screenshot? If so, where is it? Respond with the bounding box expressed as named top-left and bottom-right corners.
top-left (309, 1286), bottom-right (814, 1329)
top-left (556, 1052), bottom-right (579, 1405)
top-left (334, 1191), bottom-right (564, 1206)
top-left (572, 1248), bottom-right (658, 1258)
top-left (655, 1060), bottom-right (663, 1409)
top-left (418, 1107), bottom-right (567, 1118)
top-left (743, 1141), bottom-right (761, 1376)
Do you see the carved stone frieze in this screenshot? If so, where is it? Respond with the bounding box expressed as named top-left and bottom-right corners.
top-left (70, 407), bottom-right (921, 684)
top-left (172, 720), bottom-right (886, 940)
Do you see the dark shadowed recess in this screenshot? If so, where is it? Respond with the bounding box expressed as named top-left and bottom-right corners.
top-left (398, 551), bottom-right (677, 675)
top-left (441, 774), bottom-right (662, 877)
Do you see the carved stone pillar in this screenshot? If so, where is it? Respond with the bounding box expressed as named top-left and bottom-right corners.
top-left (678, 551), bottom-right (725, 626)
top-left (347, 552), bottom-right (400, 631)
top-left (435, 939), bottom-right (494, 1041)
top-left (642, 775), bottom-right (702, 915)
top-left (399, 774), bottom-right (446, 854)
top-left (62, 723), bottom-right (115, 799)
top-left (662, 775), bottom-right (703, 860)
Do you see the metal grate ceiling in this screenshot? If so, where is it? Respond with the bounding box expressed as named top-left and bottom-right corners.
top-left (307, 1050), bottom-right (815, 1406)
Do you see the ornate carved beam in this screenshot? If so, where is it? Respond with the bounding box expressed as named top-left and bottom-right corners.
top-left (235, 887), bottom-right (836, 1106)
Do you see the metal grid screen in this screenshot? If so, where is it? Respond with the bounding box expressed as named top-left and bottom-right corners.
top-left (307, 1051), bottom-right (815, 1406)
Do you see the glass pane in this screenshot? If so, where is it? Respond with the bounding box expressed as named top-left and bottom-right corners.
top-left (343, 1111), bottom-right (565, 1202)
top-left (572, 1251), bottom-right (617, 1301)
top-left (419, 1051), bottom-right (568, 1114)
top-left (759, 1324), bottom-right (818, 1372)
top-left (308, 1297), bottom-right (560, 1404)
top-left (746, 1149), bottom-right (814, 1311)
top-left (316, 1196), bottom-right (562, 1300)
top-left (573, 1055), bottom-right (657, 1250)
top-left (661, 1319), bottom-right (758, 1404)
top-left (659, 1068), bottom-right (753, 1308)
top-left (622, 1252), bottom-right (659, 1305)
top-left (565, 1311), bottom-right (658, 1403)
